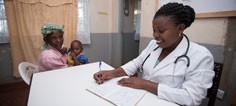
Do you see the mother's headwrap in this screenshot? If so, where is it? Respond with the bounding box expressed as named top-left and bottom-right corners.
top-left (41, 22), bottom-right (64, 49)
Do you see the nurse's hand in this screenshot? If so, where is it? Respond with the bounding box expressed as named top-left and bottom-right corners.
top-left (118, 77), bottom-right (158, 95)
top-left (118, 77), bottom-right (145, 89)
top-left (93, 70), bottom-right (115, 84)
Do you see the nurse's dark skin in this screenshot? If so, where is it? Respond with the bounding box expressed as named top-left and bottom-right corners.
top-left (93, 15), bottom-right (185, 95)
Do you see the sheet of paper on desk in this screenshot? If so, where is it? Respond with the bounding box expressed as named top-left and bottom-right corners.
top-left (86, 76), bottom-right (147, 106)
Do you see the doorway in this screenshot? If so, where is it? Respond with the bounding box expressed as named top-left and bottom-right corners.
top-left (121, 0), bottom-right (141, 64)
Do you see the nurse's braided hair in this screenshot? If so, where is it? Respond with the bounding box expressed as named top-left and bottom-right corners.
top-left (154, 2), bottom-right (195, 29)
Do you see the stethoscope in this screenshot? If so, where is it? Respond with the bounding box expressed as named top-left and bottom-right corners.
top-left (139, 34), bottom-right (190, 73)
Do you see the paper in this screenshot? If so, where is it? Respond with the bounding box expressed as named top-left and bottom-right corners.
top-left (86, 76), bottom-right (147, 106)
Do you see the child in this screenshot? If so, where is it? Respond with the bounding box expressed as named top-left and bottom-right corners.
top-left (67, 40), bottom-right (88, 66)
top-left (38, 23), bottom-right (68, 72)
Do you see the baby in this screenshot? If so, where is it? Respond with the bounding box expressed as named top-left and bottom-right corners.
top-left (67, 40), bottom-right (88, 66)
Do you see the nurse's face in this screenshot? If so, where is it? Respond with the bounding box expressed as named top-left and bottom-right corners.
top-left (152, 16), bottom-right (184, 49)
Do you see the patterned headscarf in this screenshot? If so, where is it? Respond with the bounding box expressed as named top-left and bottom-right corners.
top-left (41, 22), bottom-right (64, 37)
top-left (41, 22), bottom-right (64, 49)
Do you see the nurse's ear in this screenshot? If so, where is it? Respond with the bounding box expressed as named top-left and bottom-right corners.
top-left (178, 23), bottom-right (185, 34)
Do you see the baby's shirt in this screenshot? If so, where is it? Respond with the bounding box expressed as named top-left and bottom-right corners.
top-left (66, 53), bottom-right (74, 67)
top-left (66, 52), bottom-right (88, 66)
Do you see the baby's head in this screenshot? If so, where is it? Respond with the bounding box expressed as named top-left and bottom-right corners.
top-left (70, 40), bottom-right (83, 56)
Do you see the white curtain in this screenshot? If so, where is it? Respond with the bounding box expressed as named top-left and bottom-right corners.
top-left (77, 0), bottom-right (91, 44)
top-left (0, 0), bottom-right (9, 43)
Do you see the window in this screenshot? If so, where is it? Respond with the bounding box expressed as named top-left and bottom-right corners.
top-left (77, 0), bottom-right (90, 44)
top-left (0, 0), bottom-right (9, 43)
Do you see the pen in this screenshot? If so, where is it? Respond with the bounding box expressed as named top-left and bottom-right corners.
top-left (98, 60), bottom-right (102, 78)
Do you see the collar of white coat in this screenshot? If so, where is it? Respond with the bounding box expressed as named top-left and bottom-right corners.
top-left (155, 36), bottom-right (189, 70)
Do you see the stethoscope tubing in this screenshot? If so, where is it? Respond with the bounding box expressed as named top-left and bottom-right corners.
top-left (139, 34), bottom-right (190, 73)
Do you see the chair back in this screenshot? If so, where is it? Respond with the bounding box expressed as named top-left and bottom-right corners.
top-left (18, 62), bottom-right (38, 85)
top-left (207, 62), bottom-right (223, 106)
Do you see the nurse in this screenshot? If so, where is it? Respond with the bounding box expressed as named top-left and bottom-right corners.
top-left (93, 2), bottom-right (214, 106)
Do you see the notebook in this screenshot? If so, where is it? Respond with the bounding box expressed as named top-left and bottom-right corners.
top-left (86, 76), bottom-right (147, 106)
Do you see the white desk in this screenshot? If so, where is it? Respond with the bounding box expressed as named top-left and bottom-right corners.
top-left (28, 62), bottom-right (178, 106)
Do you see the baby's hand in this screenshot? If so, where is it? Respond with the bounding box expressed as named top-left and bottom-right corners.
top-left (70, 52), bottom-right (77, 58)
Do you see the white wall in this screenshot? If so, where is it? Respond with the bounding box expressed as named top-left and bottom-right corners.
top-left (185, 18), bottom-right (228, 46)
top-left (84, 0), bottom-right (122, 68)
top-left (140, 1), bottom-right (227, 46)
top-left (140, 0), bottom-right (157, 38)
top-left (89, 0), bottom-right (118, 33)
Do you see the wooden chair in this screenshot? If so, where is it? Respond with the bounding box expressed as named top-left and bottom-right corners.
top-left (207, 62), bottom-right (223, 106)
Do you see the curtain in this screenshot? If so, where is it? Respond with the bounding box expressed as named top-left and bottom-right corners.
top-left (4, 0), bottom-right (77, 77)
top-left (77, 0), bottom-right (90, 44)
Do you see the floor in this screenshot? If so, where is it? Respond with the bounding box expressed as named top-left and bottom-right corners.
top-left (0, 82), bottom-right (29, 106)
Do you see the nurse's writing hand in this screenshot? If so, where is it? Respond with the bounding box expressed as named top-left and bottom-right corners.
top-left (93, 70), bottom-right (114, 84)
top-left (118, 77), bottom-right (145, 89)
